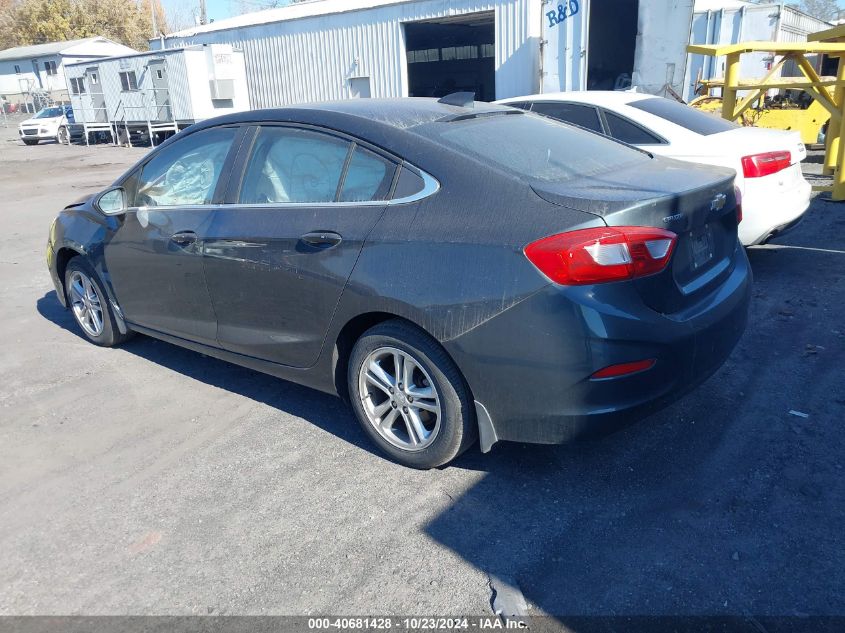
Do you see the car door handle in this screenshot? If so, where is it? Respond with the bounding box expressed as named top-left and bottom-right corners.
top-left (300, 231), bottom-right (342, 248)
top-left (170, 231), bottom-right (197, 246)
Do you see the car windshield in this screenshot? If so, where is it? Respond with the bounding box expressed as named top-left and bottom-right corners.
top-left (419, 111), bottom-right (649, 183)
top-left (628, 97), bottom-right (739, 136)
top-left (34, 107), bottom-right (64, 119)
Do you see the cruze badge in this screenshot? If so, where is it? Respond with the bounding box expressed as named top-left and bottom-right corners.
top-left (663, 213), bottom-right (683, 223)
top-left (710, 193), bottom-right (727, 212)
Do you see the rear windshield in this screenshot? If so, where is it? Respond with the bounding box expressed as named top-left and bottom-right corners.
top-left (419, 112), bottom-right (649, 183)
top-left (628, 97), bottom-right (738, 136)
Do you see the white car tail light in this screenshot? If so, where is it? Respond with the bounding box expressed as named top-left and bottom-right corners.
top-left (741, 151), bottom-right (791, 178)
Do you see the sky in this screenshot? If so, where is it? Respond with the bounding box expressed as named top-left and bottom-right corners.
top-left (162, 0), bottom-right (845, 31)
top-left (162, 0), bottom-right (292, 29)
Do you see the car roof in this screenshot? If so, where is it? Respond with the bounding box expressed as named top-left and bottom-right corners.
top-left (497, 90), bottom-right (654, 107)
top-left (202, 98), bottom-right (516, 131)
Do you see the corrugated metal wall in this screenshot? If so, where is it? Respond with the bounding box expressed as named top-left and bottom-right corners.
top-left (780, 7), bottom-right (830, 43)
top-left (64, 64), bottom-right (88, 118)
top-left (159, 0), bottom-right (541, 108)
top-left (166, 52), bottom-right (194, 121)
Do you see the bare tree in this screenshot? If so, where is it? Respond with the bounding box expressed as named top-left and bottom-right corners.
top-left (788, 0), bottom-right (840, 22)
top-left (230, 0), bottom-right (320, 16)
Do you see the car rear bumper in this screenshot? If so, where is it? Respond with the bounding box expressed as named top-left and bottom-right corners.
top-left (739, 169), bottom-right (811, 246)
top-left (446, 246), bottom-right (752, 447)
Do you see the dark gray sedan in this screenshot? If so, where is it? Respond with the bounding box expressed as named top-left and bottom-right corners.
top-left (46, 98), bottom-right (751, 468)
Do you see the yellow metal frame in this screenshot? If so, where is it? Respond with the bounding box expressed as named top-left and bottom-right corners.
top-left (690, 82), bottom-right (831, 146)
top-left (688, 40), bottom-right (845, 200)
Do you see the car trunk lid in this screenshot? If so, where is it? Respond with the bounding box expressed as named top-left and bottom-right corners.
top-left (533, 156), bottom-right (739, 313)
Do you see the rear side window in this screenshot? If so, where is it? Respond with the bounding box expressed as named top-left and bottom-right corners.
top-left (392, 167), bottom-right (426, 199)
top-left (421, 111), bottom-right (648, 183)
top-left (338, 146), bottom-right (395, 202)
top-left (628, 97), bottom-right (739, 136)
top-left (603, 111), bottom-right (663, 145)
top-left (240, 127), bottom-right (350, 204)
top-left (530, 102), bottom-right (603, 133)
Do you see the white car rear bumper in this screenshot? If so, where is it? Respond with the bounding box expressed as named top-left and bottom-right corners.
top-left (738, 164), bottom-right (812, 246)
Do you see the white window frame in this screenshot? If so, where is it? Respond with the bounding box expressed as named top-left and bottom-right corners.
top-left (70, 77), bottom-right (86, 95)
top-left (119, 71), bottom-right (138, 92)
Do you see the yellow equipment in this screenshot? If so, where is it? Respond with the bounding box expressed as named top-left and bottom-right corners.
top-left (687, 39), bottom-right (845, 200)
top-left (689, 90), bottom-right (829, 147)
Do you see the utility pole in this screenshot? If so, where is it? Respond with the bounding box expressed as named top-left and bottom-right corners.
top-left (199, 0), bottom-right (208, 25)
top-left (150, 0), bottom-right (158, 37)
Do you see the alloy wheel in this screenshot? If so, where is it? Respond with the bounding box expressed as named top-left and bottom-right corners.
top-left (357, 346), bottom-right (442, 451)
top-left (68, 270), bottom-right (104, 337)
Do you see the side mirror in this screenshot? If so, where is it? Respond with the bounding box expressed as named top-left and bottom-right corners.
top-left (96, 187), bottom-right (127, 216)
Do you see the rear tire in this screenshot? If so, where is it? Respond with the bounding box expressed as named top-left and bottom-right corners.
top-left (22, 139), bottom-right (38, 146)
top-left (64, 258), bottom-right (131, 347)
top-left (348, 320), bottom-right (476, 469)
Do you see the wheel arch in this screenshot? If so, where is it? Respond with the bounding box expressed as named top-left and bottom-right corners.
top-left (53, 246), bottom-right (129, 336)
top-left (330, 311), bottom-right (474, 407)
top-left (54, 246), bottom-right (85, 301)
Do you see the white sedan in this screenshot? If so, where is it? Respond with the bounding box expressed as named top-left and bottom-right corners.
top-left (496, 91), bottom-right (811, 246)
top-left (18, 106), bottom-right (69, 146)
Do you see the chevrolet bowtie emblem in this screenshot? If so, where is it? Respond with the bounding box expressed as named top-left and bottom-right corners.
top-left (711, 193), bottom-right (727, 212)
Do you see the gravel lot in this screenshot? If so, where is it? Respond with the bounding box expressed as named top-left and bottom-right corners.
top-left (0, 115), bottom-right (843, 619)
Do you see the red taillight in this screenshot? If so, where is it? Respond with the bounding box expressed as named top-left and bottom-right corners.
top-left (524, 226), bottom-right (677, 285)
top-left (734, 186), bottom-right (743, 224)
top-left (591, 359), bottom-right (656, 380)
top-left (741, 151), bottom-right (791, 178)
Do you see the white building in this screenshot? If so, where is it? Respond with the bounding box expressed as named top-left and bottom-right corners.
top-left (64, 44), bottom-right (249, 134)
top-left (0, 37), bottom-right (137, 107)
top-left (152, 0), bottom-right (696, 109)
top-left (685, 0), bottom-right (831, 100)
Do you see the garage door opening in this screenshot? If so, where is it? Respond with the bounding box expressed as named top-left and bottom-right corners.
top-left (405, 12), bottom-right (496, 102)
top-left (587, 0), bottom-right (639, 90)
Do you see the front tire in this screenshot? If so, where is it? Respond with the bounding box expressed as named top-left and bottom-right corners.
top-left (57, 126), bottom-right (70, 145)
top-left (348, 320), bottom-right (476, 469)
top-left (64, 258), bottom-right (130, 347)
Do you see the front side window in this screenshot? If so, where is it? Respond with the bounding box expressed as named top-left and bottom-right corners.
top-left (133, 127), bottom-right (237, 207)
top-left (119, 71), bottom-right (138, 91)
top-left (239, 127), bottom-right (351, 204)
top-left (603, 111), bottom-right (663, 145)
top-left (531, 102), bottom-right (603, 134)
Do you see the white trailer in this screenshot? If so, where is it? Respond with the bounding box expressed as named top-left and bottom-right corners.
top-left (63, 44), bottom-right (249, 146)
top-left (152, 0), bottom-right (696, 108)
top-left (685, 0), bottom-right (831, 101)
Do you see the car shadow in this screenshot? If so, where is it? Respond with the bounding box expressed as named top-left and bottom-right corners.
top-left (426, 230), bottom-right (845, 618)
top-left (35, 290), bottom-right (378, 458)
